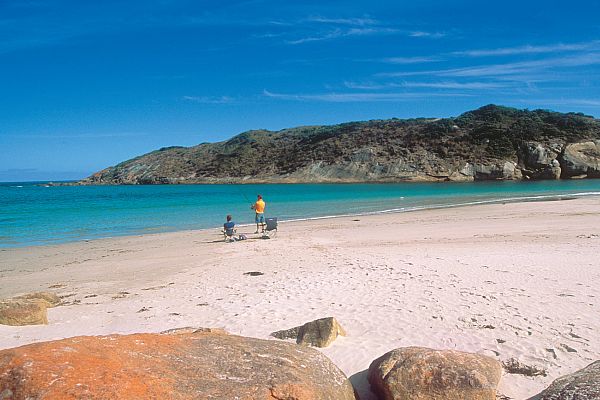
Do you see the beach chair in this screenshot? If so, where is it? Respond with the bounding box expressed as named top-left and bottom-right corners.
top-left (223, 226), bottom-right (237, 242)
top-left (262, 217), bottom-right (278, 238)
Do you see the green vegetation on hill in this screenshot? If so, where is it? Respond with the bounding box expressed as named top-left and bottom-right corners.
top-left (80, 105), bottom-right (600, 184)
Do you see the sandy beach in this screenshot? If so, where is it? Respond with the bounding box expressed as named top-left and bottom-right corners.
top-left (1, 197), bottom-right (599, 399)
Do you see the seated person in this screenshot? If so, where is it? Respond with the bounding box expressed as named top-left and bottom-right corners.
top-left (223, 215), bottom-right (236, 240)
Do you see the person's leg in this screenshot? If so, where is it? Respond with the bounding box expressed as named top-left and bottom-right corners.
top-left (254, 213), bottom-right (259, 233)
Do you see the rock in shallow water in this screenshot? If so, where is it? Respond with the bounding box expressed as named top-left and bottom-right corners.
top-left (0, 330), bottom-right (356, 400)
top-left (367, 346), bottom-right (502, 400)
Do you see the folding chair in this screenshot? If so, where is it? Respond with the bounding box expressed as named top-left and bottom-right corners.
top-left (262, 217), bottom-right (278, 238)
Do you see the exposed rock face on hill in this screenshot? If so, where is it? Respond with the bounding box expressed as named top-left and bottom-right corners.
top-left (80, 105), bottom-right (600, 184)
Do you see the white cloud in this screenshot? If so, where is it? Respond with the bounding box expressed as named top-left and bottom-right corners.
top-left (409, 31), bottom-right (446, 39)
top-left (305, 16), bottom-right (378, 26)
top-left (344, 81), bottom-right (510, 90)
top-left (287, 27), bottom-right (399, 45)
top-left (454, 41), bottom-right (600, 57)
top-left (379, 53), bottom-right (600, 79)
top-left (381, 56), bottom-right (442, 64)
top-left (262, 89), bottom-right (470, 102)
top-left (183, 95), bottom-right (234, 104)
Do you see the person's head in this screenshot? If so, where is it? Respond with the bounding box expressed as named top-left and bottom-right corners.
top-left (257, 194), bottom-right (262, 200)
top-left (226, 215), bottom-right (232, 222)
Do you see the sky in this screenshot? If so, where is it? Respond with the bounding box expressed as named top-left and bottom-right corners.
top-left (1, 0), bottom-right (600, 181)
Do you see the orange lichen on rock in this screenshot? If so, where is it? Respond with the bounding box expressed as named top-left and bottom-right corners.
top-left (0, 334), bottom-right (185, 399)
top-left (0, 330), bottom-right (356, 400)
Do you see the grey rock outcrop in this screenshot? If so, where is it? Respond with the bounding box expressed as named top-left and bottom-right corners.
top-left (561, 141), bottom-right (600, 178)
top-left (532, 360), bottom-right (600, 400)
top-left (519, 142), bottom-right (562, 179)
top-left (368, 347), bottom-right (502, 400)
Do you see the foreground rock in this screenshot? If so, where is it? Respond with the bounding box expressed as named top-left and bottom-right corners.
top-left (533, 360), bottom-right (600, 400)
top-left (0, 329), bottom-right (356, 400)
top-left (368, 347), bottom-right (502, 400)
top-left (271, 316), bottom-right (346, 347)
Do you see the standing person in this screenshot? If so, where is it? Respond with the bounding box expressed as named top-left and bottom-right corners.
top-left (251, 194), bottom-right (266, 234)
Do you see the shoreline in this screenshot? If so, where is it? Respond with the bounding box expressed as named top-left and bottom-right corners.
top-left (1, 197), bottom-right (600, 399)
top-left (3, 190), bottom-right (600, 250)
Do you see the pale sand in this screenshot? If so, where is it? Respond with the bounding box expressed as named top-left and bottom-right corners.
top-left (1, 197), bottom-right (599, 399)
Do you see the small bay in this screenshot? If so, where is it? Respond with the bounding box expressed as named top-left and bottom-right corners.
top-left (1, 180), bottom-right (599, 248)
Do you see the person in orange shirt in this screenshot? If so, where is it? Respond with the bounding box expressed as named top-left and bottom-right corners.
top-left (251, 194), bottom-right (266, 234)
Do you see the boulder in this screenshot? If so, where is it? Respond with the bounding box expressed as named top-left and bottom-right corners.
top-left (0, 330), bottom-right (356, 400)
top-left (271, 317), bottom-right (346, 348)
top-left (520, 142), bottom-right (560, 169)
top-left (533, 360), bottom-right (600, 400)
top-left (14, 292), bottom-right (61, 308)
top-left (561, 141), bottom-right (600, 178)
top-left (0, 299), bottom-right (48, 326)
top-left (473, 162), bottom-right (521, 180)
top-left (368, 347), bottom-right (502, 400)
top-left (519, 142), bottom-right (562, 180)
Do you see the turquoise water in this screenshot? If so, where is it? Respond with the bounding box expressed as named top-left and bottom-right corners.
top-left (1, 180), bottom-right (600, 248)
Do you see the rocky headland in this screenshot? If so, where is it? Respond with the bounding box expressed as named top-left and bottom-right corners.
top-left (78, 105), bottom-right (600, 185)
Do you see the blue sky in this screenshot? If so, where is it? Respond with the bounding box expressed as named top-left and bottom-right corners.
top-left (1, 0), bottom-right (600, 181)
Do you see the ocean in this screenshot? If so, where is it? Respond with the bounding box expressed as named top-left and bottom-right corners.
top-left (2, 180), bottom-right (600, 248)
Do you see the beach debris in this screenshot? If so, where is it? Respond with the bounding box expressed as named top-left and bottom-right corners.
top-left (271, 317), bottom-right (346, 348)
top-left (532, 360), bottom-right (600, 400)
top-left (243, 271), bottom-right (264, 276)
top-left (546, 348), bottom-right (558, 359)
top-left (0, 292), bottom-right (61, 326)
top-left (502, 358), bottom-right (547, 377)
top-left (137, 307), bottom-right (150, 313)
top-left (560, 343), bottom-right (578, 353)
top-left (0, 331), bottom-right (356, 400)
top-left (368, 347), bottom-right (502, 400)
top-left (48, 283), bottom-right (67, 289)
